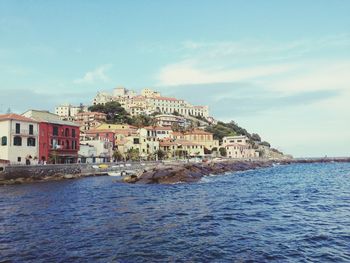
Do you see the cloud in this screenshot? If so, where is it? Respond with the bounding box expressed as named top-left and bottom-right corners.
top-left (157, 60), bottom-right (295, 86)
top-left (74, 64), bottom-right (112, 85)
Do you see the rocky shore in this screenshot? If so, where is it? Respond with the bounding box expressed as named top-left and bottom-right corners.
top-left (122, 158), bottom-right (350, 184)
top-left (1, 158), bottom-right (349, 186)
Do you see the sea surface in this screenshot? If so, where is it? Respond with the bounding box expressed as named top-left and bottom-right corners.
top-left (1, 162), bottom-right (350, 262)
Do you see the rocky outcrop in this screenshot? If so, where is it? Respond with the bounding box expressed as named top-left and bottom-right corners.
top-left (123, 161), bottom-right (276, 184)
top-left (123, 158), bottom-right (350, 184)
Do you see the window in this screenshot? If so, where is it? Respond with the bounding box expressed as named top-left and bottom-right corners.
top-left (65, 128), bottom-right (70, 137)
top-left (1, 136), bottom-right (7, 146)
top-left (13, 136), bottom-right (22, 146)
top-left (53, 126), bottom-right (59, 136)
top-left (27, 137), bottom-right (36, 147)
top-left (17, 157), bottom-right (21, 162)
top-left (66, 140), bottom-right (69, 149)
top-left (72, 129), bottom-right (76, 138)
top-left (15, 123), bottom-right (20, 134)
top-left (133, 138), bottom-right (140, 144)
top-left (29, 124), bottom-right (34, 135)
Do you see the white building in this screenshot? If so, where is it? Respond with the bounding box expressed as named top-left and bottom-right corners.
top-left (79, 139), bottom-right (114, 163)
top-left (0, 114), bottom-right (39, 164)
top-left (222, 135), bottom-right (259, 159)
top-left (154, 114), bottom-right (189, 128)
top-left (92, 87), bottom-right (210, 118)
top-left (139, 126), bottom-right (173, 140)
top-left (225, 143), bottom-right (259, 159)
top-left (222, 135), bottom-right (250, 146)
top-left (55, 104), bottom-right (88, 120)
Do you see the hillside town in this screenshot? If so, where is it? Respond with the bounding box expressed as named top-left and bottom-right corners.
top-left (0, 87), bottom-right (285, 165)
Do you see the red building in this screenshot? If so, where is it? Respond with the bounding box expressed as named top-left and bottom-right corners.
top-left (23, 110), bottom-right (80, 164)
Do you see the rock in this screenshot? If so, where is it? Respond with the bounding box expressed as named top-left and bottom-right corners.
top-left (63, 174), bottom-right (74, 179)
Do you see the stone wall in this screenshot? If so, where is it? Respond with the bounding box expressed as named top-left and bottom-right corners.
top-left (0, 164), bottom-right (82, 181)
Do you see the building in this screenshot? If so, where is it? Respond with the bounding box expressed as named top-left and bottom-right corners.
top-left (80, 129), bottom-right (115, 146)
top-left (23, 110), bottom-right (80, 164)
top-left (159, 139), bottom-right (204, 159)
top-left (222, 135), bottom-right (250, 146)
top-left (0, 114), bottom-right (39, 164)
top-left (222, 135), bottom-right (259, 159)
top-left (225, 143), bottom-right (259, 159)
top-left (74, 111), bottom-right (107, 132)
top-left (55, 104), bottom-right (88, 120)
top-left (79, 139), bottom-right (113, 163)
top-left (183, 129), bottom-right (219, 151)
top-left (154, 114), bottom-right (189, 128)
top-left (92, 87), bottom-right (210, 119)
top-left (139, 126), bottom-right (173, 140)
top-left (141, 88), bottom-right (161, 98)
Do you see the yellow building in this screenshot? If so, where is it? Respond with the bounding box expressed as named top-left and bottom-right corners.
top-left (183, 129), bottom-right (219, 150)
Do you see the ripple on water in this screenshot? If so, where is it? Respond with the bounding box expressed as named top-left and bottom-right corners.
top-left (1, 163), bottom-right (350, 262)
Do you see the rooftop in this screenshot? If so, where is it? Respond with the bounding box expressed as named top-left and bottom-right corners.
top-left (0, 113), bottom-right (38, 123)
top-left (22, 110), bottom-right (79, 127)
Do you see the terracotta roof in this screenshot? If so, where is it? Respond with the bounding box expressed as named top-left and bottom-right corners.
top-left (0, 114), bottom-right (38, 123)
top-left (85, 129), bottom-right (115, 134)
top-left (143, 126), bottom-right (173, 131)
top-left (225, 143), bottom-right (249, 148)
top-left (176, 140), bottom-right (202, 146)
top-left (160, 141), bottom-right (177, 146)
top-left (184, 129), bottom-right (212, 135)
top-left (150, 96), bottom-right (181, 101)
top-left (172, 132), bottom-right (184, 136)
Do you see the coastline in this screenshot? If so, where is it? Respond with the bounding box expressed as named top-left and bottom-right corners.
top-left (123, 158), bottom-right (350, 184)
top-left (1, 158), bottom-right (349, 186)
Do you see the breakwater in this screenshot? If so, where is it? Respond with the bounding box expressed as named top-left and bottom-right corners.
top-left (123, 157), bottom-right (350, 184)
top-left (1, 158), bottom-right (349, 186)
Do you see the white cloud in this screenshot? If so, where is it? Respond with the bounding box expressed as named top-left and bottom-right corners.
top-left (74, 64), bottom-right (112, 85)
top-left (263, 60), bottom-right (350, 94)
top-left (157, 60), bottom-right (295, 86)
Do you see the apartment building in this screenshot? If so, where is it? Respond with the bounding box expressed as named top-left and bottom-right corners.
top-left (0, 114), bottom-right (39, 164)
top-left (74, 111), bottom-right (107, 132)
top-left (23, 110), bottom-right (80, 164)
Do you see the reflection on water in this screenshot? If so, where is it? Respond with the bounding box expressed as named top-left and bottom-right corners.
top-left (1, 163), bottom-right (350, 262)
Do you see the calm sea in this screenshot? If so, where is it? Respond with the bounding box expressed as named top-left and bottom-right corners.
top-left (1, 162), bottom-right (350, 262)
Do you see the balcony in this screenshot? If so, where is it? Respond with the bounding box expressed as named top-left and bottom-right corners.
top-left (11, 129), bottom-right (38, 136)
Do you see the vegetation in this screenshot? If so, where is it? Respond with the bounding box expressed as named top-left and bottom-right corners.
top-left (89, 101), bottom-right (132, 124)
top-left (89, 102), bottom-right (157, 126)
top-left (219, 147), bottom-right (227, 157)
top-left (205, 121), bottom-right (237, 141)
top-left (113, 150), bottom-right (124, 161)
top-left (205, 121), bottom-right (271, 148)
top-left (126, 148), bottom-right (140, 161)
top-left (155, 149), bottom-right (167, 160)
top-left (130, 114), bottom-right (156, 128)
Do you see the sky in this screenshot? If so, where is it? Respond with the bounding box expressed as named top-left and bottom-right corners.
top-left (0, 0), bottom-right (349, 157)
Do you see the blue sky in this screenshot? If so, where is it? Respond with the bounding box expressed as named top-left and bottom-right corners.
top-left (1, 0), bottom-right (349, 157)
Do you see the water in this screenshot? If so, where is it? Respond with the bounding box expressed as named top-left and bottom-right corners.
top-left (1, 163), bottom-right (350, 262)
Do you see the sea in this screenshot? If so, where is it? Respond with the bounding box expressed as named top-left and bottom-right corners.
top-left (1, 162), bottom-right (350, 262)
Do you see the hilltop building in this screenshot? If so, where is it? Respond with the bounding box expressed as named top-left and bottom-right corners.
top-left (92, 87), bottom-right (210, 118)
top-left (55, 104), bottom-right (88, 121)
top-left (74, 111), bottom-right (107, 132)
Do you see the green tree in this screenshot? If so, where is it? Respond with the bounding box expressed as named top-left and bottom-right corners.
top-left (126, 148), bottom-right (140, 161)
top-left (155, 149), bottom-right (166, 160)
top-left (113, 149), bottom-right (124, 161)
top-left (88, 101), bottom-right (132, 124)
top-left (219, 147), bottom-right (227, 157)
